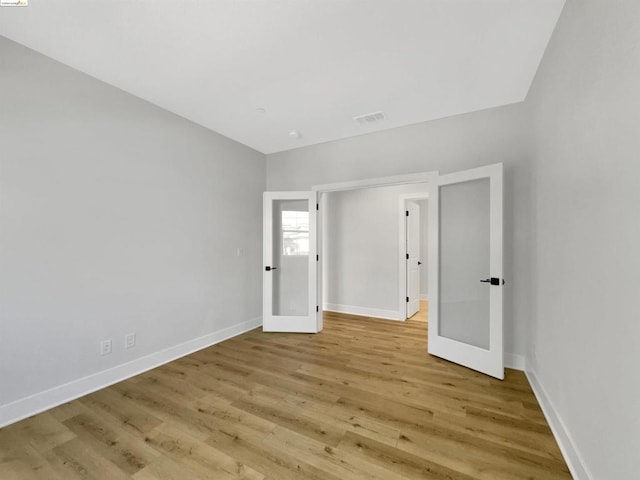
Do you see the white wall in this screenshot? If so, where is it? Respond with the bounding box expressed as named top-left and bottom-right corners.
top-left (525, 2), bottom-right (640, 479)
top-left (0, 37), bottom-right (265, 424)
top-left (267, 103), bottom-right (533, 363)
top-left (323, 184), bottom-right (427, 319)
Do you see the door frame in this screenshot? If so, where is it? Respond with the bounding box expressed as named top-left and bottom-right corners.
top-left (399, 193), bottom-right (429, 319)
top-left (312, 172), bottom-right (435, 323)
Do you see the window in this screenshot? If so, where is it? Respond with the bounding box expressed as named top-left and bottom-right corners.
top-left (282, 210), bottom-right (309, 256)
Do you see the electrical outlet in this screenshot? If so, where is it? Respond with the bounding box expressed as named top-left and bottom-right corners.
top-left (125, 333), bottom-right (136, 349)
top-left (100, 339), bottom-right (112, 356)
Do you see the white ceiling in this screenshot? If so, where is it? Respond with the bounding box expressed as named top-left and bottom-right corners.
top-left (0, 0), bottom-right (565, 154)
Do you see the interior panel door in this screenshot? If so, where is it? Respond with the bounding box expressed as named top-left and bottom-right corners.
top-left (427, 163), bottom-right (504, 379)
top-left (263, 191), bottom-right (319, 333)
top-left (406, 201), bottom-right (421, 318)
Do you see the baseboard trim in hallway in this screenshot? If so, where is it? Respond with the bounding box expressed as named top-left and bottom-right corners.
top-left (0, 316), bottom-right (262, 428)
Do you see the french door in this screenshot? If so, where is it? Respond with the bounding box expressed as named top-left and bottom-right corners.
top-left (262, 163), bottom-right (504, 378)
top-left (427, 163), bottom-right (504, 379)
top-left (262, 191), bottom-right (320, 333)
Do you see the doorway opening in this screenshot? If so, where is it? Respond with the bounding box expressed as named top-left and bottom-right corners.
top-left (314, 173), bottom-right (433, 325)
top-left (264, 163), bottom-right (504, 379)
top-left (400, 193), bottom-right (429, 320)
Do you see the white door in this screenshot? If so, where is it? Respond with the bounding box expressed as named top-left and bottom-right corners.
top-left (406, 201), bottom-right (421, 318)
top-left (263, 191), bottom-right (320, 333)
top-left (427, 163), bottom-right (504, 379)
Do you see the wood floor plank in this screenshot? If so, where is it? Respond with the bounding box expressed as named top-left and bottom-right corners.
top-left (338, 430), bottom-right (477, 480)
top-left (0, 444), bottom-right (63, 480)
top-left (143, 421), bottom-right (265, 480)
top-left (79, 388), bottom-right (164, 437)
top-left (397, 425), bottom-right (571, 480)
top-left (132, 455), bottom-right (209, 480)
top-left (62, 412), bottom-right (160, 475)
top-left (44, 438), bottom-right (132, 480)
top-left (230, 389), bottom-right (346, 447)
top-left (265, 426), bottom-right (410, 480)
top-left (0, 412), bottom-right (76, 455)
top-left (205, 424), bottom-right (344, 480)
top-left (0, 304), bottom-right (571, 479)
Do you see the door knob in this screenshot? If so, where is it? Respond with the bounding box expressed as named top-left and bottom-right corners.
top-left (418, 261), bottom-right (422, 265)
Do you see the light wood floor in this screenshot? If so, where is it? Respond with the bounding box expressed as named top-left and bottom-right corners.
top-left (0, 305), bottom-right (571, 479)
top-left (409, 300), bottom-right (429, 322)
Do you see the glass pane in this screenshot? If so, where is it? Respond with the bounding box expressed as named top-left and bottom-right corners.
top-left (272, 199), bottom-right (309, 316)
top-left (283, 231), bottom-right (309, 256)
top-left (439, 178), bottom-right (490, 349)
top-left (282, 210), bottom-right (309, 256)
top-left (282, 210), bottom-right (309, 231)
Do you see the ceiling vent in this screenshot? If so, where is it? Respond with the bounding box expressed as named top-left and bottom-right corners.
top-left (353, 111), bottom-right (386, 126)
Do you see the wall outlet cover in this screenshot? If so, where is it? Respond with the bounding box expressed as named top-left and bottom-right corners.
top-left (125, 333), bottom-right (136, 349)
top-left (100, 340), bottom-right (112, 356)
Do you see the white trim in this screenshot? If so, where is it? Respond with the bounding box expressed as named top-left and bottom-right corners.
top-left (323, 303), bottom-right (403, 321)
top-left (0, 317), bottom-right (262, 428)
top-left (526, 369), bottom-right (593, 480)
top-left (313, 172), bottom-right (433, 193)
top-left (317, 193), bottom-right (325, 331)
top-left (504, 353), bottom-right (525, 371)
top-left (399, 193), bottom-right (429, 320)
top-left (420, 293), bottom-right (429, 301)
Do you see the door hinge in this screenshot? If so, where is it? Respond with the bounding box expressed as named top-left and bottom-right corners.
top-left (316, 305), bottom-right (319, 312)
top-left (406, 296), bottom-right (409, 303)
top-left (406, 210), bottom-right (409, 216)
top-left (316, 254), bottom-right (319, 261)
top-left (406, 253), bottom-right (409, 260)
top-left (316, 203), bottom-right (319, 211)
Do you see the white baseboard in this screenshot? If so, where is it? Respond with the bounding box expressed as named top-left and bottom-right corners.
top-left (420, 294), bottom-right (429, 301)
top-left (323, 303), bottom-right (403, 321)
top-left (526, 369), bottom-right (593, 480)
top-left (504, 353), bottom-right (525, 371)
top-left (0, 317), bottom-right (262, 428)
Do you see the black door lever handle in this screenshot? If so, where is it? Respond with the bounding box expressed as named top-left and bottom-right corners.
top-left (265, 266), bottom-right (278, 271)
top-left (480, 278), bottom-right (505, 285)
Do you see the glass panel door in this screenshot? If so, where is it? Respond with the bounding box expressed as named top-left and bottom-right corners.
top-left (428, 164), bottom-right (504, 379)
top-left (263, 192), bottom-right (319, 332)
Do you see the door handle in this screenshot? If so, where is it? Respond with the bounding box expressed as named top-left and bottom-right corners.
top-left (418, 261), bottom-right (422, 265)
top-left (265, 266), bottom-right (278, 271)
top-left (480, 277), bottom-right (505, 285)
